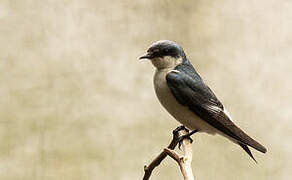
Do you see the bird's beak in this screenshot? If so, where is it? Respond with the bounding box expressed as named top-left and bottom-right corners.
top-left (139, 53), bottom-right (152, 60)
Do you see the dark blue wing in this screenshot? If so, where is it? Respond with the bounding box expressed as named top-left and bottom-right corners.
top-left (166, 65), bottom-right (267, 155)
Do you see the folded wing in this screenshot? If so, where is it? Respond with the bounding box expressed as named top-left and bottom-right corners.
top-left (166, 67), bottom-right (267, 157)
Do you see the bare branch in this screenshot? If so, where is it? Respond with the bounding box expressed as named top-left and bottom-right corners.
top-left (143, 129), bottom-right (180, 180)
top-left (175, 130), bottom-right (194, 180)
top-left (164, 148), bottom-right (182, 163)
top-left (142, 126), bottom-right (195, 180)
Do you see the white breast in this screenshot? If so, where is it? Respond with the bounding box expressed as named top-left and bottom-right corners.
top-left (153, 69), bottom-right (217, 134)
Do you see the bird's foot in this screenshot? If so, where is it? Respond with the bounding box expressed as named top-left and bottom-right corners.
top-left (178, 129), bottom-right (199, 150)
top-left (172, 125), bottom-right (189, 135)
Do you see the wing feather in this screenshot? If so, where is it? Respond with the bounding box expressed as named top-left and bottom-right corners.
top-left (166, 69), bottom-right (267, 154)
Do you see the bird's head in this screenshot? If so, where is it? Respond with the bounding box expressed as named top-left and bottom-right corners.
top-left (139, 40), bottom-right (186, 69)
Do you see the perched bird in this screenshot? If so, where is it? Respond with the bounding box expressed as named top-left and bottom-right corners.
top-left (139, 40), bottom-right (267, 162)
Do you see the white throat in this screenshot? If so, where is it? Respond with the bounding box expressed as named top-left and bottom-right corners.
top-left (151, 56), bottom-right (183, 70)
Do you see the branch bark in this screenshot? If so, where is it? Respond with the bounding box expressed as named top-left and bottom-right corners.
top-left (143, 126), bottom-right (195, 180)
top-left (143, 128), bottom-right (180, 180)
top-left (164, 130), bottom-right (194, 180)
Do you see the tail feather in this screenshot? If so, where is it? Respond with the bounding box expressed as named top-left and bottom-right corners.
top-left (240, 136), bottom-right (267, 154)
top-left (238, 143), bottom-right (257, 163)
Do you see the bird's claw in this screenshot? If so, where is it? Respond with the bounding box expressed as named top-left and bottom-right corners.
top-left (178, 135), bottom-right (193, 150)
top-left (177, 129), bottom-right (199, 150)
top-left (172, 126), bottom-right (198, 150)
top-left (172, 125), bottom-right (188, 135)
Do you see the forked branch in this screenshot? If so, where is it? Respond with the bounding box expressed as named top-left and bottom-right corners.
top-left (143, 126), bottom-right (195, 180)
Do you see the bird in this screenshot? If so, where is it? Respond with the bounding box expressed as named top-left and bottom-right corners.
top-left (139, 40), bottom-right (267, 162)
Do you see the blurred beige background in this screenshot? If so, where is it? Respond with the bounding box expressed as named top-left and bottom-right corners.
top-left (0, 0), bottom-right (291, 179)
